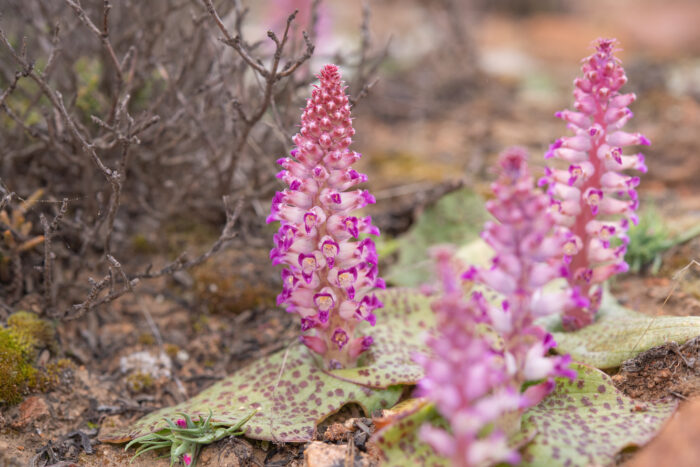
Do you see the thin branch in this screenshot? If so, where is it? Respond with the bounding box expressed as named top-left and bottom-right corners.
top-left (64, 0), bottom-right (124, 82)
top-left (40, 198), bottom-right (69, 313)
top-left (202, 0), bottom-right (267, 76)
top-left (200, 1), bottom-right (315, 193)
top-left (65, 198), bottom-right (243, 319)
top-left (277, 30), bottom-right (314, 80)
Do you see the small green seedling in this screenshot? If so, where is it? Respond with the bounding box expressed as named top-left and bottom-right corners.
top-left (626, 206), bottom-right (700, 274)
top-left (126, 409), bottom-right (255, 466)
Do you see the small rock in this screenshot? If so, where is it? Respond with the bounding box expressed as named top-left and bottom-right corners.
top-left (12, 396), bottom-right (50, 431)
top-left (304, 441), bottom-right (370, 467)
top-left (353, 430), bottom-right (369, 448)
top-left (119, 351), bottom-right (172, 379)
top-left (37, 349), bottom-right (51, 367)
top-left (198, 437), bottom-right (256, 466)
top-left (611, 373), bottom-right (625, 384)
top-left (323, 422), bottom-right (352, 442)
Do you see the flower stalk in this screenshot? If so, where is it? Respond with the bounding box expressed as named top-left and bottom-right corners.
top-left (463, 148), bottom-right (579, 390)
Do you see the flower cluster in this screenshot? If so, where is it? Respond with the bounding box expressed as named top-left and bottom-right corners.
top-left (540, 38), bottom-right (648, 329)
top-left (268, 64), bottom-right (384, 369)
top-left (417, 149), bottom-right (576, 466)
top-left (463, 148), bottom-right (579, 391)
top-left (416, 247), bottom-right (521, 467)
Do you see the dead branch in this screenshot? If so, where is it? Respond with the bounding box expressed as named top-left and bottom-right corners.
top-left (40, 198), bottom-right (68, 313)
top-left (0, 0), bottom-right (375, 321)
top-left (202, 0), bottom-right (314, 194)
top-left (65, 198), bottom-right (242, 319)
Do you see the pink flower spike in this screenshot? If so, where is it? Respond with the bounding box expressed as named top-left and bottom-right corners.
top-left (176, 419), bottom-right (187, 428)
top-left (415, 150), bottom-right (577, 467)
top-left (543, 39), bottom-right (646, 329)
top-left (268, 65), bottom-right (382, 369)
top-left (183, 454), bottom-right (192, 466)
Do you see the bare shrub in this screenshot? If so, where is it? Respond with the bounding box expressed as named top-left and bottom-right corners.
top-left (0, 0), bottom-right (383, 319)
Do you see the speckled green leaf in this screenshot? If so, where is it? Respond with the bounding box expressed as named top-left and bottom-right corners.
top-left (385, 189), bottom-right (489, 287)
top-left (327, 288), bottom-right (433, 388)
top-left (521, 363), bottom-right (677, 467)
top-left (372, 399), bottom-right (450, 467)
top-left (538, 293), bottom-right (700, 369)
top-left (99, 343), bottom-right (402, 444)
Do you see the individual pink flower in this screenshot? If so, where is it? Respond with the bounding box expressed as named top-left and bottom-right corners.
top-left (540, 38), bottom-right (648, 329)
top-left (182, 453), bottom-right (192, 466)
top-left (176, 418), bottom-right (187, 428)
top-left (268, 65), bottom-right (383, 369)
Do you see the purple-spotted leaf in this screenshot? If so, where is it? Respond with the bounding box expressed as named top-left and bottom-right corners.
top-left (327, 288), bottom-right (434, 388)
top-left (371, 398), bottom-right (450, 467)
top-left (521, 363), bottom-right (677, 466)
top-left (99, 343), bottom-right (402, 444)
top-left (538, 293), bottom-right (700, 369)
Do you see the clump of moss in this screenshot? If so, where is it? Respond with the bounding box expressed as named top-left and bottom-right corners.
top-left (38, 358), bottom-right (76, 391)
top-left (74, 56), bottom-right (106, 120)
top-left (126, 372), bottom-right (155, 393)
top-left (191, 314), bottom-right (209, 334)
top-left (0, 327), bottom-right (37, 405)
top-left (138, 333), bottom-right (156, 346)
top-left (0, 311), bottom-right (59, 405)
top-left (164, 343), bottom-right (180, 359)
top-left (625, 206), bottom-right (700, 275)
top-left (130, 233), bottom-right (159, 255)
top-left (162, 216), bottom-right (220, 258)
top-left (7, 310), bottom-right (57, 355)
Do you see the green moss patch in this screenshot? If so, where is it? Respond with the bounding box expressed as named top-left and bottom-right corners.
top-left (0, 311), bottom-right (59, 405)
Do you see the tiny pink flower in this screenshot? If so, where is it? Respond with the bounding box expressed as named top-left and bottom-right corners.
top-left (182, 453), bottom-right (192, 466)
top-left (176, 418), bottom-right (187, 428)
